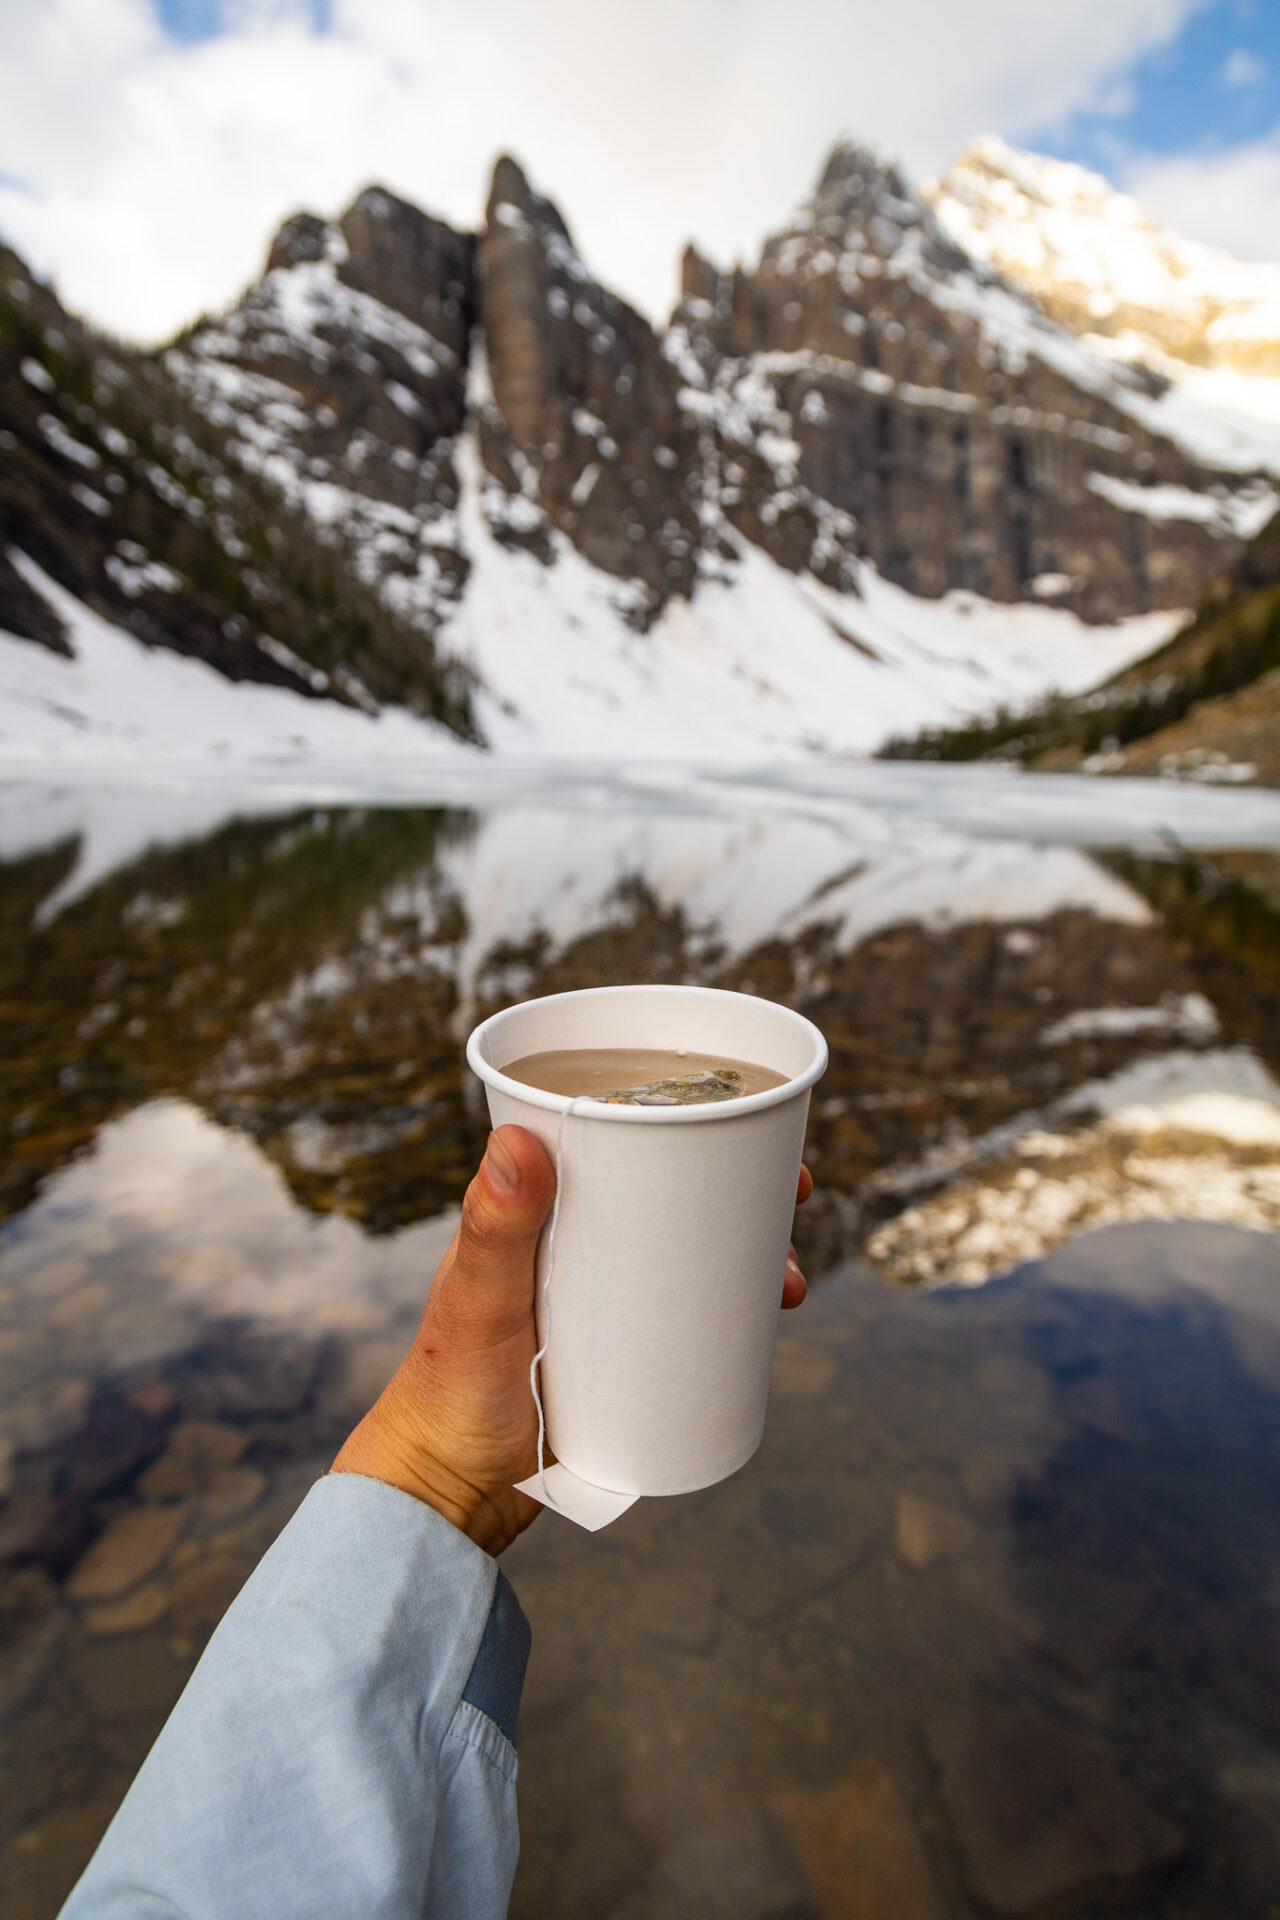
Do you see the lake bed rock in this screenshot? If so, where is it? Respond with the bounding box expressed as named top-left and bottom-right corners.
top-left (773, 1765), bottom-right (947, 1920)
top-left (198, 1467), bottom-right (267, 1525)
top-left (894, 1493), bottom-right (978, 1572)
top-left (717, 1482), bottom-right (874, 1625)
top-left (0, 1609), bottom-right (66, 1718)
top-left (82, 1580), bottom-right (170, 1637)
top-left (611, 1806), bottom-right (811, 1920)
top-left (770, 1339), bottom-right (838, 1401)
top-left (66, 1504), bottom-right (187, 1602)
top-left (0, 1490), bottom-right (93, 1575)
top-left (928, 1702), bottom-right (1184, 1913)
top-left (72, 1631), bottom-right (190, 1721)
top-left (958, 1557), bottom-right (1154, 1679)
top-left (0, 1788), bottom-right (130, 1920)
top-left (137, 1421), bottom-right (248, 1501)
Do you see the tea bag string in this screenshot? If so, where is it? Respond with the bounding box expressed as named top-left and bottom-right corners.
top-left (530, 1094), bottom-right (582, 1506)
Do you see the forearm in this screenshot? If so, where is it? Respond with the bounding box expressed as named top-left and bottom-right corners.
top-left (61, 1475), bottom-right (529, 1920)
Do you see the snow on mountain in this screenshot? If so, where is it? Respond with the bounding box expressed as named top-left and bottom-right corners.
top-left (6, 144), bottom-right (1279, 771)
top-left (2, 510), bottom-right (1178, 767)
top-left (443, 430), bottom-right (1180, 757)
top-left (154, 146), bottom-right (1264, 763)
top-left (926, 136), bottom-right (1280, 475)
top-left (670, 142), bottom-right (1274, 623)
top-left (928, 136), bottom-right (1280, 375)
top-left (0, 553), bottom-right (471, 767)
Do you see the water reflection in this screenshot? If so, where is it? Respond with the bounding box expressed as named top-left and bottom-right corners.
top-left (4, 792), bottom-right (1280, 1271)
top-left (1, 783), bottom-right (1280, 1916)
top-left (1, 1099), bottom-right (458, 1455)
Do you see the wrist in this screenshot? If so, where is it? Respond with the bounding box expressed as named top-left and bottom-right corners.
top-left (332, 1401), bottom-right (496, 1553)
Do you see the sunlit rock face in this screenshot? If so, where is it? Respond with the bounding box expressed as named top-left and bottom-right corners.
top-left (475, 157), bottom-right (703, 618)
top-left (669, 142), bottom-right (1259, 623)
top-left (927, 136), bottom-right (1280, 379)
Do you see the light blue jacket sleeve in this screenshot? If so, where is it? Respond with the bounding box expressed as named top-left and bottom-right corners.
top-left (61, 1474), bottom-right (531, 1920)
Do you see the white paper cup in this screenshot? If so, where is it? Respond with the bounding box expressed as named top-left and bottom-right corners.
top-left (466, 985), bottom-right (828, 1498)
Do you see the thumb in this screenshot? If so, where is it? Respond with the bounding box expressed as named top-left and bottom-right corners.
top-left (430, 1126), bottom-right (557, 1344)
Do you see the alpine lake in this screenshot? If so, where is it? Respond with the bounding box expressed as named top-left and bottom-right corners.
top-left (2, 763), bottom-right (1280, 1920)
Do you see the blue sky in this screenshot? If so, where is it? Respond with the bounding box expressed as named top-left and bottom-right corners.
top-left (2, 0), bottom-right (1278, 342)
top-left (155, 0), bottom-right (332, 37)
top-left (1042, 0), bottom-right (1278, 167)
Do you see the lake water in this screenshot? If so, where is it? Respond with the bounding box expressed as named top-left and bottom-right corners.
top-left (2, 764), bottom-right (1280, 1919)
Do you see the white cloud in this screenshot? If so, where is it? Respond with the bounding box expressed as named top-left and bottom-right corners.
top-left (1222, 46), bottom-right (1266, 88)
top-left (0, 0), bottom-right (1211, 341)
top-left (1123, 133), bottom-right (1280, 263)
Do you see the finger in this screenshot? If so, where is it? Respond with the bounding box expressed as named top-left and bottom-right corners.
top-left (796, 1164), bottom-right (814, 1206)
top-left (428, 1222), bottom-right (462, 1293)
top-left (782, 1243), bottom-right (807, 1309)
top-left (431, 1126), bottom-right (557, 1342)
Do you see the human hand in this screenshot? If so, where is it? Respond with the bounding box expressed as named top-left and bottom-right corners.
top-left (333, 1127), bottom-right (814, 1555)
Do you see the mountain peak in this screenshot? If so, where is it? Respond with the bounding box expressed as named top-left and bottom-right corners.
top-left (266, 211), bottom-right (342, 275)
top-left (679, 242), bottom-right (723, 307)
top-left (817, 139), bottom-right (912, 208)
top-left (488, 154), bottom-right (532, 212)
top-left (347, 183), bottom-right (414, 224)
top-left (335, 185), bottom-right (475, 345)
top-left (927, 136), bottom-right (1280, 376)
top-left (773, 136), bottom-right (968, 279)
top-left (486, 155), bottom-right (572, 244)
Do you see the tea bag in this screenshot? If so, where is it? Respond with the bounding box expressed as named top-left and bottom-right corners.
top-left (587, 1068), bottom-right (748, 1107)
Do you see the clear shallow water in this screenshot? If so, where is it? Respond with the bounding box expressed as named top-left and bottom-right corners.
top-left (1, 774), bottom-right (1279, 1918)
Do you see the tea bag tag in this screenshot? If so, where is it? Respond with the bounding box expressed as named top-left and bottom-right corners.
top-left (514, 1462), bottom-right (639, 1531)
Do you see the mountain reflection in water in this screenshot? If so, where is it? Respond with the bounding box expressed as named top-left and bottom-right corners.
top-left (1, 781), bottom-right (1279, 1918)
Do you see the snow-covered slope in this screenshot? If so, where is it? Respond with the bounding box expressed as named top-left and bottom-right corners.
top-left (448, 437), bottom-right (1178, 756)
top-left (927, 137), bottom-right (1280, 391)
top-left (0, 553), bottom-right (470, 767)
top-left (924, 138), bottom-right (1280, 487)
top-left (2, 510), bottom-right (1178, 765)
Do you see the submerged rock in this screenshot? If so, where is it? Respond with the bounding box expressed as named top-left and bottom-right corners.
top-left (928, 1702), bottom-right (1184, 1913)
top-left (82, 1580), bottom-right (170, 1638)
top-left (894, 1492), bottom-right (977, 1572)
top-left (773, 1766), bottom-right (946, 1920)
top-left (137, 1420), bottom-right (248, 1502)
top-left (66, 1505), bottom-right (187, 1603)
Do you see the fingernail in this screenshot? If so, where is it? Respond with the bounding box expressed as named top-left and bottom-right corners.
top-left (485, 1132), bottom-right (520, 1194)
top-left (786, 1255), bottom-right (803, 1279)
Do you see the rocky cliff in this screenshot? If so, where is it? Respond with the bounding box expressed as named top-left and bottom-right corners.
top-left (0, 239), bottom-right (476, 731)
top-left (6, 137), bottom-right (1280, 759)
top-left (476, 157), bottom-right (704, 619)
top-left (175, 144), bottom-right (1271, 645)
top-left (669, 144), bottom-right (1270, 622)
top-left (170, 185), bottom-right (476, 641)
